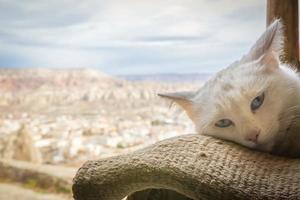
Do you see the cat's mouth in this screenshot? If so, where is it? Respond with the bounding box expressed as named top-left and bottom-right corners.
top-left (254, 115), bottom-right (296, 152)
top-left (254, 140), bottom-right (276, 152)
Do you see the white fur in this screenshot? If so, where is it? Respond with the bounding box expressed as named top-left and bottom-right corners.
top-left (159, 19), bottom-right (300, 152)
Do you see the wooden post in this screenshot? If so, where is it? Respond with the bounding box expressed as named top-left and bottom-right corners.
top-left (267, 0), bottom-right (299, 69)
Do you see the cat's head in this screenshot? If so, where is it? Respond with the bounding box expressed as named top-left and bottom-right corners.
top-left (159, 19), bottom-right (299, 151)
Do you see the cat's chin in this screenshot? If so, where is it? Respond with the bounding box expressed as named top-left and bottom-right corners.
top-left (242, 139), bottom-right (276, 153)
top-left (253, 142), bottom-right (276, 152)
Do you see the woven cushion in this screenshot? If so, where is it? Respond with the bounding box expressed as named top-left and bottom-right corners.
top-left (72, 134), bottom-right (300, 200)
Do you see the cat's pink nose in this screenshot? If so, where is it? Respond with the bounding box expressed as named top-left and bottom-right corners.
top-left (245, 130), bottom-right (260, 143)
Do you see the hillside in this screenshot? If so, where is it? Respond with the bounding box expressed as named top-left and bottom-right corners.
top-left (0, 68), bottom-right (203, 166)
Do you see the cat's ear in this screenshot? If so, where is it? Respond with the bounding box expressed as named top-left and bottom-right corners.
top-left (258, 51), bottom-right (280, 72)
top-left (242, 19), bottom-right (284, 63)
top-left (158, 91), bottom-right (197, 121)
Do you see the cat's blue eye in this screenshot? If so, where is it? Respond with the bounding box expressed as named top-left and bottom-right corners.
top-left (251, 93), bottom-right (265, 111)
top-left (215, 119), bottom-right (233, 128)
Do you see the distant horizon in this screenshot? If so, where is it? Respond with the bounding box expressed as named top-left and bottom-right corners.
top-left (0, 66), bottom-right (214, 76)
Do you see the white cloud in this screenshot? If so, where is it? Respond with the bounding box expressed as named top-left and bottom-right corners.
top-left (0, 0), bottom-right (266, 74)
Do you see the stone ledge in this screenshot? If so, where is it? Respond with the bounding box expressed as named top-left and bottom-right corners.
top-left (0, 159), bottom-right (76, 193)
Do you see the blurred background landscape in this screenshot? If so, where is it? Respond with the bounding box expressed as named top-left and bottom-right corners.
top-left (0, 0), bottom-right (266, 199)
top-left (0, 68), bottom-right (206, 166)
top-left (0, 68), bottom-right (208, 200)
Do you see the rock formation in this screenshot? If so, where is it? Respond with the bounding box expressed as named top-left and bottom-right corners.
top-left (2, 125), bottom-right (42, 164)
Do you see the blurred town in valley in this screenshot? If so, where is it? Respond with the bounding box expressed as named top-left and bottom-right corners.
top-left (0, 68), bottom-right (209, 199)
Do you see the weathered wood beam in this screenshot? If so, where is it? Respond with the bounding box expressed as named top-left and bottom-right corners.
top-left (267, 0), bottom-right (299, 69)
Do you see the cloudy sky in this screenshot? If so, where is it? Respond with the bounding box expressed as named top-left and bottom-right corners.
top-left (0, 0), bottom-right (266, 75)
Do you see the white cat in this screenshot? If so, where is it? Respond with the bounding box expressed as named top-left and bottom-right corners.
top-left (159, 19), bottom-right (300, 156)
